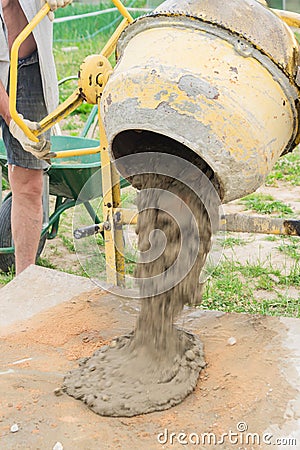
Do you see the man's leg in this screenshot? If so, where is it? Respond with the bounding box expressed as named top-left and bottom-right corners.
top-left (8, 165), bottom-right (43, 275)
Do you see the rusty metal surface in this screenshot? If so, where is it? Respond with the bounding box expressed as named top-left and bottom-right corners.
top-left (221, 214), bottom-right (300, 236)
top-left (74, 210), bottom-right (300, 238)
top-left (284, 219), bottom-right (300, 236)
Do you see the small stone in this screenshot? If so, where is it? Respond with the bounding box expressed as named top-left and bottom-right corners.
top-left (85, 394), bottom-right (95, 407)
top-left (53, 388), bottom-right (63, 397)
top-left (110, 340), bottom-right (117, 348)
top-left (269, 274), bottom-right (280, 283)
top-left (188, 361), bottom-right (198, 370)
top-left (53, 443), bottom-right (64, 450)
top-left (227, 337), bottom-right (237, 346)
top-left (78, 357), bottom-right (88, 366)
top-left (10, 424), bottom-right (19, 433)
top-left (185, 350), bottom-right (195, 361)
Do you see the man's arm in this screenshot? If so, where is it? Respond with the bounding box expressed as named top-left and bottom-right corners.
top-left (0, 79), bottom-right (11, 125)
top-left (0, 80), bottom-right (50, 159)
top-left (0, 0), bottom-right (73, 158)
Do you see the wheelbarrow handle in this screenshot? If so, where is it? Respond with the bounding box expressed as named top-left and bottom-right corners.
top-left (9, 3), bottom-right (51, 143)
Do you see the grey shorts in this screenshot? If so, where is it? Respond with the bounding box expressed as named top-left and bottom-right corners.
top-left (1, 50), bottom-right (50, 170)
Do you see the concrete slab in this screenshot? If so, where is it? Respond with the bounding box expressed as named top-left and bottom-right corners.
top-left (0, 265), bottom-right (95, 327)
top-left (0, 268), bottom-right (299, 449)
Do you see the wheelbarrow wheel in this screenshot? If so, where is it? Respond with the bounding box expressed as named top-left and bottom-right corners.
top-left (0, 196), bottom-right (46, 273)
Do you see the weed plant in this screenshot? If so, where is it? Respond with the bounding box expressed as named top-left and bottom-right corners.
top-left (241, 193), bottom-right (294, 216)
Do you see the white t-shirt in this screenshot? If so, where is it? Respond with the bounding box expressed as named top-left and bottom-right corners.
top-left (0, 0), bottom-right (59, 114)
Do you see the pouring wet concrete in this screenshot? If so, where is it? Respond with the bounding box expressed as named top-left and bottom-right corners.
top-left (0, 266), bottom-right (299, 449)
top-left (63, 172), bottom-right (216, 417)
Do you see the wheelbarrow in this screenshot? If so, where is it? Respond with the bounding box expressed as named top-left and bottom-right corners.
top-left (0, 134), bottom-right (129, 272)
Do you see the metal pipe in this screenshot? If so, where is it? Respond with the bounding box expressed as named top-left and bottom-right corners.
top-left (111, 0), bottom-right (134, 23)
top-left (271, 9), bottom-right (300, 28)
top-left (74, 223), bottom-right (105, 239)
top-left (100, 18), bottom-right (131, 59)
top-left (115, 209), bottom-right (300, 237)
top-left (220, 213), bottom-right (300, 236)
top-left (50, 146), bottom-right (100, 159)
top-left (9, 3), bottom-right (50, 142)
top-left (0, 246), bottom-right (15, 255)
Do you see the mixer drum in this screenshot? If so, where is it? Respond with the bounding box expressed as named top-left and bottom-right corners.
top-left (101, 0), bottom-right (300, 202)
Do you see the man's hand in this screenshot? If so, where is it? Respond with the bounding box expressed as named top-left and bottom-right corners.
top-left (9, 115), bottom-right (51, 160)
top-left (42, 0), bottom-right (73, 21)
top-left (46, 0), bottom-right (73, 11)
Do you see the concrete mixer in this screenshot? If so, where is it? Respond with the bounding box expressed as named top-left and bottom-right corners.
top-left (7, 0), bottom-right (300, 285)
top-left (101, 0), bottom-right (300, 203)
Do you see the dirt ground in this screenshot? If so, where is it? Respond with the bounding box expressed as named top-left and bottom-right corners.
top-left (0, 287), bottom-right (299, 449)
top-left (0, 167), bottom-right (299, 449)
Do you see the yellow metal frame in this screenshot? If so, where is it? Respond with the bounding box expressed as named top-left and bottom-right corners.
top-left (9, 3), bottom-right (49, 142)
top-left (272, 9), bottom-right (300, 28)
top-left (9, 1), bottom-right (133, 285)
top-left (9, 1), bottom-right (133, 155)
top-left (96, 212), bottom-right (300, 236)
top-left (8, 2), bottom-right (300, 286)
top-left (98, 100), bottom-right (126, 286)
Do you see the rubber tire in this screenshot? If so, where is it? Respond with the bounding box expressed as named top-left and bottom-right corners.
top-left (0, 196), bottom-right (46, 273)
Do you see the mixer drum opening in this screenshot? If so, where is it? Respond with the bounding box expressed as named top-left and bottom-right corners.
top-left (111, 130), bottom-right (221, 196)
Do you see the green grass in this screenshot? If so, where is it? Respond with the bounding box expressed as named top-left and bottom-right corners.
top-left (201, 258), bottom-right (300, 318)
top-left (266, 146), bottom-right (300, 186)
top-left (222, 236), bottom-right (249, 248)
top-left (0, 267), bottom-right (14, 286)
top-left (54, 1), bottom-right (148, 125)
top-left (277, 236), bottom-right (300, 261)
top-left (61, 235), bottom-right (76, 252)
top-left (37, 257), bottom-right (58, 270)
top-left (1, 178), bottom-right (9, 190)
top-left (264, 235), bottom-right (278, 242)
top-left (53, 1), bottom-right (146, 42)
top-left (241, 193), bottom-right (294, 216)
